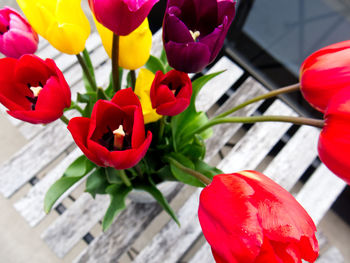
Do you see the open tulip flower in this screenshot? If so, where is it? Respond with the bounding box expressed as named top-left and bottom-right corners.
top-left (150, 69), bottom-right (192, 116)
top-left (0, 6), bottom-right (38, 58)
top-left (300, 40), bottom-right (350, 113)
top-left (163, 0), bottom-right (236, 73)
top-left (68, 88), bottom-right (152, 170)
top-left (318, 87), bottom-right (350, 185)
top-left (16, 0), bottom-right (90, 55)
top-left (89, 0), bottom-right (159, 36)
top-left (0, 54), bottom-right (71, 124)
top-left (198, 171), bottom-right (319, 263)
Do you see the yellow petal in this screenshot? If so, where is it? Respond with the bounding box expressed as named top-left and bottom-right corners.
top-left (16, 0), bottom-right (90, 54)
top-left (135, 68), bottom-right (162, 124)
top-left (94, 17), bottom-right (152, 70)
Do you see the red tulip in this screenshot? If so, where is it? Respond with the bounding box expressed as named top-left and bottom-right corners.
top-left (0, 6), bottom-right (38, 58)
top-left (198, 171), bottom-right (319, 263)
top-left (88, 0), bottom-right (158, 36)
top-left (300, 40), bottom-right (350, 113)
top-left (318, 87), bottom-right (350, 185)
top-left (68, 88), bottom-right (152, 169)
top-left (150, 70), bottom-right (192, 116)
top-left (0, 55), bottom-right (71, 124)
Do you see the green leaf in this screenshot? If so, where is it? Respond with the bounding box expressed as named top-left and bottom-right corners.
top-left (160, 48), bottom-right (168, 65)
top-left (194, 160), bottom-right (222, 180)
top-left (105, 167), bottom-right (123, 184)
top-left (145, 55), bottom-right (165, 74)
top-left (85, 168), bottom-right (109, 198)
top-left (126, 70), bottom-right (133, 89)
top-left (102, 184), bottom-right (132, 231)
top-left (180, 135), bottom-right (206, 160)
top-left (63, 155), bottom-right (94, 178)
top-left (190, 71), bottom-right (225, 111)
top-left (82, 49), bottom-right (96, 82)
top-left (181, 111), bottom-right (213, 140)
top-left (77, 92), bottom-right (95, 103)
top-left (134, 177), bottom-right (179, 226)
top-left (44, 176), bottom-right (83, 213)
top-left (155, 165), bottom-right (177, 181)
top-left (97, 87), bottom-right (109, 100)
top-left (166, 153), bottom-right (205, 187)
top-left (105, 68), bottom-right (124, 98)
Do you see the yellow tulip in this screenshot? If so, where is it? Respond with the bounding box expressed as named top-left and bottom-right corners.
top-left (16, 0), bottom-right (90, 55)
top-left (134, 68), bottom-right (162, 124)
top-left (94, 17), bottom-right (152, 70)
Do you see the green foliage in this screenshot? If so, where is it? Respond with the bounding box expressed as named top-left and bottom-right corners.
top-left (166, 153), bottom-right (205, 187)
top-left (44, 155), bottom-right (95, 213)
top-left (145, 55), bottom-right (165, 74)
top-left (194, 160), bottom-right (223, 180)
top-left (134, 176), bottom-right (179, 226)
top-left (102, 184), bottom-right (132, 231)
top-left (85, 168), bottom-right (109, 198)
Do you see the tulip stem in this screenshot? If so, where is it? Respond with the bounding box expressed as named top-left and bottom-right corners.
top-left (118, 169), bottom-right (132, 187)
top-left (166, 157), bottom-right (211, 185)
top-left (60, 115), bottom-right (69, 125)
top-left (76, 53), bottom-right (97, 91)
top-left (158, 116), bottom-right (167, 143)
top-left (130, 70), bottom-right (136, 90)
top-left (214, 83), bottom-right (300, 119)
top-left (186, 115), bottom-right (324, 141)
top-left (112, 34), bottom-right (120, 92)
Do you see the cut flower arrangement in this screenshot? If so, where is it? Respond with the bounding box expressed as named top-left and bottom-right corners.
top-left (1, 0), bottom-right (350, 262)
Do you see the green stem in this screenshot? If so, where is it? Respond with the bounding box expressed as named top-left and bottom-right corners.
top-left (71, 101), bottom-right (84, 115)
top-left (186, 115), bottom-right (324, 140)
top-left (130, 70), bottom-right (136, 90)
top-left (167, 157), bottom-right (211, 185)
top-left (112, 34), bottom-right (120, 92)
top-left (215, 83), bottom-right (300, 119)
top-left (82, 49), bottom-right (96, 83)
top-left (60, 115), bottom-right (69, 125)
top-left (76, 53), bottom-right (97, 91)
top-left (118, 169), bottom-right (131, 187)
top-left (158, 116), bottom-right (167, 143)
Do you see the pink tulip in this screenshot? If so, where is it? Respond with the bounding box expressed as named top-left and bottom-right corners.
top-left (88, 0), bottom-right (159, 36)
top-left (0, 7), bottom-right (38, 59)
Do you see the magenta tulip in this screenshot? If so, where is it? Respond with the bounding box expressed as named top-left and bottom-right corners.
top-left (88, 0), bottom-right (159, 36)
top-left (0, 6), bottom-right (38, 59)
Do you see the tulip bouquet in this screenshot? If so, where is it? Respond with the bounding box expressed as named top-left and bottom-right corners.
top-left (1, 0), bottom-right (350, 262)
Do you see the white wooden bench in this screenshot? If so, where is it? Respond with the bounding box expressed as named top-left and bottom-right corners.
top-left (0, 30), bottom-right (346, 262)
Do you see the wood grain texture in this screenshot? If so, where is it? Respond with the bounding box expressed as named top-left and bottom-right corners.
top-left (188, 242), bottom-right (214, 263)
top-left (14, 148), bottom-right (83, 227)
top-left (264, 125), bottom-right (319, 190)
top-left (316, 246), bottom-right (344, 263)
top-left (195, 56), bottom-right (243, 112)
top-left (73, 184), bottom-right (183, 263)
top-left (205, 77), bottom-right (266, 161)
top-left (218, 100), bottom-right (296, 172)
top-left (296, 164), bottom-right (346, 225)
top-left (42, 193), bottom-right (109, 258)
top-left (133, 190), bottom-right (201, 263)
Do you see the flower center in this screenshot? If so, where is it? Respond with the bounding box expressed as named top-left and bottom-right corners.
top-left (25, 82), bottom-right (44, 110)
top-left (99, 125), bottom-right (131, 151)
top-left (189, 30), bottom-right (200, 42)
top-left (113, 125), bottom-right (125, 150)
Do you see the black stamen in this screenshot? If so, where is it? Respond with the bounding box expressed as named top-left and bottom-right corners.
top-left (39, 81), bottom-right (43, 87)
top-left (174, 85), bottom-right (182, 97)
top-left (25, 96), bottom-right (38, 110)
top-left (27, 83), bottom-right (31, 89)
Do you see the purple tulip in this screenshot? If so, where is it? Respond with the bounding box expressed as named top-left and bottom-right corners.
top-left (89, 0), bottom-right (159, 36)
top-left (163, 0), bottom-right (236, 73)
top-left (0, 7), bottom-right (38, 59)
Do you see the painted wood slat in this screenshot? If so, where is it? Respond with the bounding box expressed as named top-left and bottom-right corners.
top-left (296, 165), bottom-right (346, 225)
top-left (205, 78), bottom-right (266, 161)
top-left (195, 57), bottom-right (243, 112)
top-left (73, 184), bottom-right (183, 263)
top-left (0, 121), bottom-right (73, 198)
top-left (218, 100), bottom-right (296, 172)
top-left (188, 242), bottom-right (214, 263)
top-left (13, 148), bottom-right (83, 227)
top-left (41, 193), bottom-right (109, 258)
top-left (133, 190), bottom-right (201, 263)
top-left (264, 125), bottom-right (319, 190)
